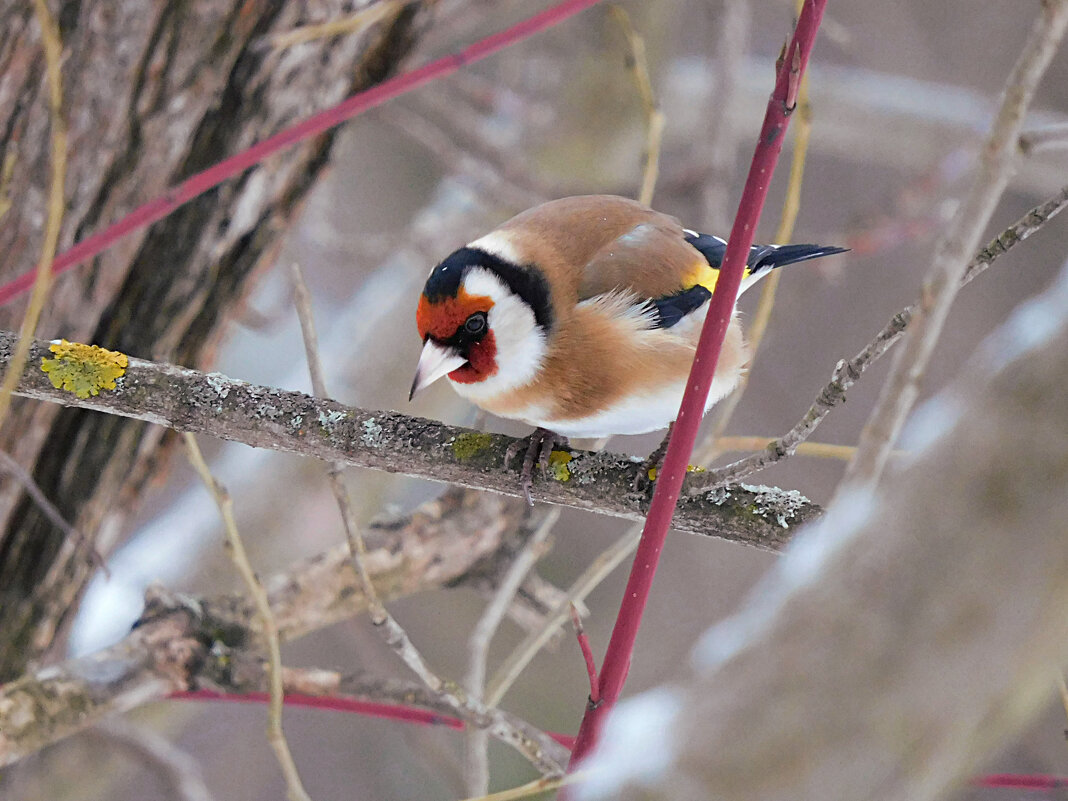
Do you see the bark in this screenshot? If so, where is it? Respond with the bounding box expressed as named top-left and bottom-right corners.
top-left (0, 328), bottom-right (821, 548)
top-left (0, 0), bottom-right (430, 680)
top-left (578, 260), bottom-right (1068, 800)
top-left (0, 487), bottom-right (571, 770)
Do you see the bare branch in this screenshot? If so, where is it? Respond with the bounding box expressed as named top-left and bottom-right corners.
top-left (0, 449), bottom-right (106, 574)
top-left (487, 526), bottom-right (640, 707)
top-left (0, 576), bottom-right (568, 772)
top-left (1, 330), bottom-right (818, 546)
top-left (89, 719), bottom-right (214, 801)
top-left (184, 434), bottom-right (312, 801)
top-left (698, 182), bottom-right (1068, 490)
top-left (839, 0), bottom-right (1068, 491)
top-left (465, 508), bottom-right (559, 795)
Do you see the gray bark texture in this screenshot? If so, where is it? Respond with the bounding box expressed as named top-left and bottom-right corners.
top-left (578, 261), bottom-right (1068, 800)
top-left (0, 0), bottom-right (429, 680)
top-left (0, 328), bottom-right (821, 548)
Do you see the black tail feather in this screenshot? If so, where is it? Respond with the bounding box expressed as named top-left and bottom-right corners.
top-left (684, 231), bottom-right (848, 275)
top-left (749, 243), bottom-right (849, 273)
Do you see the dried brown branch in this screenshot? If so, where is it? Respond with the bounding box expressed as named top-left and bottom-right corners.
top-left (697, 182), bottom-right (1068, 490)
top-left (609, 5), bottom-right (665, 206)
top-left (465, 508), bottom-right (559, 795)
top-left (839, 0), bottom-right (1068, 491)
top-left (0, 489), bottom-right (568, 770)
top-left (288, 262), bottom-right (563, 780)
top-left (184, 434), bottom-right (312, 801)
top-left (1, 329), bottom-right (818, 547)
top-left (486, 526), bottom-right (639, 707)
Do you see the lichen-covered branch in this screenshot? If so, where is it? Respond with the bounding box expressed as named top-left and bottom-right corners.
top-left (0, 490), bottom-right (568, 771)
top-left (0, 330), bottom-right (819, 548)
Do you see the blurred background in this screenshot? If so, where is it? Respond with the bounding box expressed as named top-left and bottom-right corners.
top-left (5, 0), bottom-right (1068, 798)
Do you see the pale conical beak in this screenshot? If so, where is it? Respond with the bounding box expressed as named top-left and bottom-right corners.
top-left (409, 339), bottom-right (467, 401)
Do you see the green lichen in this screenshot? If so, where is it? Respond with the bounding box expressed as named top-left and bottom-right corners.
top-left (548, 450), bottom-right (572, 481)
top-left (451, 432), bottom-right (494, 461)
top-left (361, 418), bottom-right (383, 447)
top-left (40, 339), bottom-right (128, 399)
top-left (647, 463), bottom-right (706, 482)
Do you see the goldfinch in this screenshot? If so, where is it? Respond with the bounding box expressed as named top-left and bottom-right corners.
top-left (410, 195), bottom-right (845, 500)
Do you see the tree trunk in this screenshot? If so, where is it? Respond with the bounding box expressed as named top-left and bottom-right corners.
top-left (0, 0), bottom-right (429, 680)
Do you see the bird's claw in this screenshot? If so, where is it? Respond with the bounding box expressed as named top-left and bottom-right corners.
top-left (505, 428), bottom-right (569, 506)
top-left (631, 423), bottom-right (674, 494)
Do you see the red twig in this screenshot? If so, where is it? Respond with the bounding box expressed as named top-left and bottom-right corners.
top-left (570, 603), bottom-right (601, 706)
top-left (170, 690), bottom-right (577, 750)
top-left (566, 0), bottom-right (829, 769)
top-left (974, 774), bottom-right (1068, 791)
top-left (0, 0), bottom-right (606, 307)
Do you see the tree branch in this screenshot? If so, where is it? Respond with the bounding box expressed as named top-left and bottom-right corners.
top-left (699, 181), bottom-right (1068, 489)
top-left (839, 0), bottom-right (1068, 491)
top-left (0, 489), bottom-right (568, 770)
top-left (0, 330), bottom-right (819, 547)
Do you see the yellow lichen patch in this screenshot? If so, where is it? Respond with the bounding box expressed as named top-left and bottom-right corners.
top-left (548, 450), bottom-right (572, 482)
top-left (41, 339), bottom-right (128, 399)
top-left (451, 432), bottom-right (494, 461)
top-left (647, 463), bottom-right (705, 482)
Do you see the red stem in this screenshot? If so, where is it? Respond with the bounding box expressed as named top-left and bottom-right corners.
top-left (974, 774), bottom-right (1068, 790)
top-left (170, 689), bottom-right (577, 749)
top-left (0, 0), bottom-right (606, 308)
top-left (570, 603), bottom-right (601, 705)
top-left (566, 0), bottom-right (830, 769)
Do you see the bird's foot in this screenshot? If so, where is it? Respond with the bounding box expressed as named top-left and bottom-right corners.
top-left (631, 422), bottom-right (675, 494)
top-left (505, 428), bottom-right (569, 506)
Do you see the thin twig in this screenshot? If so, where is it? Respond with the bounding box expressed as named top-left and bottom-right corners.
top-left (695, 0), bottom-right (752, 232)
top-left (486, 526), bottom-right (640, 707)
top-left (698, 0), bottom-right (814, 462)
top-left (0, 449), bottom-right (107, 575)
top-left (270, 1), bottom-right (400, 49)
top-left (1058, 672), bottom-right (1068, 744)
top-left (838, 0), bottom-right (1068, 494)
top-left (90, 719), bottom-right (215, 801)
top-left (697, 183), bottom-right (1068, 490)
top-left (0, 0), bottom-right (67, 429)
top-left (287, 265), bottom-right (567, 777)
top-left (464, 507), bottom-right (559, 796)
top-left (569, 604), bottom-right (600, 706)
top-left (567, 0), bottom-right (830, 769)
top-left (609, 6), bottom-right (665, 206)
top-left (457, 773), bottom-right (579, 801)
top-left (288, 263), bottom-right (387, 624)
top-left (1019, 122), bottom-right (1068, 155)
top-left (712, 436), bottom-right (898, 462)
top-left (0, 0), bottom-right (607, 307)
top-left (183, 434), bottom-right (313, 801)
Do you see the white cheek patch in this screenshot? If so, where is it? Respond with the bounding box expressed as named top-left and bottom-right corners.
top-left (450, 268), bottom-right (547, 401)
top-left (468, 231), bottom-right (523, 265)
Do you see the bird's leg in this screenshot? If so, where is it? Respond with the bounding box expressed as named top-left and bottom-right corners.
top-left (632, 421), bottom-right (675, 493)
top-left (505, 427), bottom-right (569, 506)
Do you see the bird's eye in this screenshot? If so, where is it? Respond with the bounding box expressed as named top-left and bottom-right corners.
top-left (464, 312), bottom-right (487, 335)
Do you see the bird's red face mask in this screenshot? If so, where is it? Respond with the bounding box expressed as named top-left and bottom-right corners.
top-left (411, 289), bottom-right (498, 399)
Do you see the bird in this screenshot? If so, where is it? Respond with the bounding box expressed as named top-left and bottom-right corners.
top-left (410, 195), bottom-right (846, 504)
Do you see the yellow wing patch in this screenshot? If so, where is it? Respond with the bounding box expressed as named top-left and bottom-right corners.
top-left (680, 259), bottom-right (753, 293)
